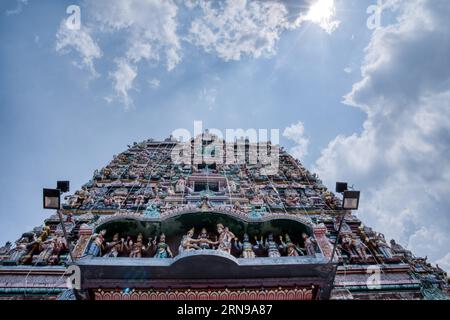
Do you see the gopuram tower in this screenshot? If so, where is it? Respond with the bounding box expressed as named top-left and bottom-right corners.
top-left (0, 132), bottom-right (448, 300)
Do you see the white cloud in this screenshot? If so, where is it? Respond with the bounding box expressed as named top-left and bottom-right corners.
top-left (84, 0), bottom-right (181, 107)
top-left (56, 21), bottom-right (102, 77)
top-left (315, 0), bottom-right (450, 270)
top-left (110, 59), bottom-right (137, 110)
top-left (283, 121), bottom-right (310, 161)
top-left (187, 0), bottom-right (339, 61)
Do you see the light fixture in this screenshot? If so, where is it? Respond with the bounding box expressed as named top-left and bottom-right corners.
top-left (57, 181), bottom-right (70, 193)
top-left (342, 191), bottom-right (360, 210)
top-left (335, 182), bottom-right (348, 193)
top-left (43, 188), bottom-right (61, 210)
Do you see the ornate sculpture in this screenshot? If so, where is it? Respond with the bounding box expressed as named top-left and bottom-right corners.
top-left (33, 238), bottom-right (56, 266)
top-left (153, 234), bottom-right (173, 258)
top-left (179, 228), bottom-right (201, 253)
top-left (375, 233), bottom-right (393, 259)
top-left (390, 239), bottom-right (413, 259)
top-left (86, 229), bottom-right (106, 257)
top-left (216, 224), bottom-right (235, 254)
top-left (129, 234), bottom-right (146, 258)
top-left (263, 233), bottom-right (281, 258)
top-left (2, 233), bottom-right (34, 265)
top-left (279, 234), bottom-right (303, 257)
top-left (103, 233), bottom-right (125, 258)
top-left (301, 233), bottom-right (316, 257)
top-left (197, 228), bottom-right (214, 250)
top-left (234, 234), bottom-right (257, 258)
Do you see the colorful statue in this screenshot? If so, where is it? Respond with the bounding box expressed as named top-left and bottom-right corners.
top-left (179, 228), bottom-right (200, 253)
top-left (33, 238), bottom-right (56, 266)
top-left (129, 234), bottom-right (146, 258)
top-left (390, 239), bottom-right (413, 259)
top-left (263, 234), bottom-right (281, 258)
top-left (372, 233), bottom-right (392, 259)
top-left (103, 233), bottom-right (125, 258)
top-left (302, 233), bottom-right (317, 256)
top-left (175, 177), bottom-right (186, 193)
top-left (197, 228), bottom-right (214, 250)
top-left (86, 229), bottom-right (106, 257)
top-left (234, 234), bottom-right (257, 258)
top-left (216, 224), bottom-right (235, 254)
top-left (153, 234), bottom-right (173, 258)
top-left (2, 233), bottom-right (34, 265)
top-left (280, 234), bottom-right (304, 257)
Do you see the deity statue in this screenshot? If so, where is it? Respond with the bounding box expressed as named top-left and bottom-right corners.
top-left (390, 239), bottom-right (413, 259)
top-left (86, 229), bottom-right (106, 257)
top-left (153, 234), bottom-right (173, 258)
top-left (0, 242), bottom-right (12, 256)
top-left (199, 195), bottom-right (213, 210)
top-left (48, 232), bottom-right (67, 265)
top-left (103, 233), bottom-right (125, 258)
top-left (216, 224), bottom-right (235, 254)
top-left (375, 233), bottom-right (393, 259)
top-left (129, 234), bottom-right (146, 258)
top-left (2, 233), bottom-right (34, 265)
top-left (33, 238), bottom-right (57, 266)
top-left (280, 234), bottom-right (304, 257)
top-left (179, 228), bottom-right (201, 253)
top-left (352, 236), bottom-right (368, 261)
top-left (263, 234), bottom-right (281, 258)
top-left (234, 234), bottom-right (257, 258)
top-left (301, 233), bottom-right (317, 256)
top-left (197, 228), bottom-right (214, 250)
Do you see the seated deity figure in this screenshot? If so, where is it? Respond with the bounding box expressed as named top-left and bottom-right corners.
top-left (301, 233), bottom-right (317, 256)
top-left (85, 230), bottom-right (106, 257)
top-left (103, 233), bottom-right (125, 258)
top-left (129, 234), bottom-right (146, 258)
top-left (152, 234), bottom-right (173, 258)
top-left (197, 228), bottom-right (214, 250)
top-left (234, 234), bottom-right (257, 258)
top-left (215, 224), bottom-right (235, 254)
top-left (280, 234), bottom-right (304, 257)
top-left (179, 228), bottom-right (201, 253)
top-left (263, 234), bottom-right (281, 258)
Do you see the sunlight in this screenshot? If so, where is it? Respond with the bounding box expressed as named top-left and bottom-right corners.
top-left (304, 0), bottom-right (339, 33)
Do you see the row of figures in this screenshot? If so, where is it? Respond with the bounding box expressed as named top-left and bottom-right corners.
top-left (179, 224), bottom-right (318, 258)
top-left (85, 231), bottom-right (174, 259)
top-left (85, 224), bottom-right (318, 259)
top-left (0, 227), bottom-right (68, 266)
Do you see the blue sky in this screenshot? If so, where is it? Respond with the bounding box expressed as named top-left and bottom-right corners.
top-left (1, 0), bottom-right (450, 270)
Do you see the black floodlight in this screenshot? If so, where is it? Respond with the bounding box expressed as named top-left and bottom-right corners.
top-left (342, 190), bottom-right (360, 210)
top-left (57, 181), bottom-right (70, 193)
top-left (335, 182), bottom-right (348, 193)
top-left (43, 188), bottom-right (60, 210)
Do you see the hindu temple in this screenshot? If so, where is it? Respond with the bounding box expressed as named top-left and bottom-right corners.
top-left (0, 132), bottom-right (448, 300)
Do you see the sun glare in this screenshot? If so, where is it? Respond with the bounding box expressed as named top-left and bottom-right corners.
top-left (305, 0), bottom-right (335, 23)
top-left (304, 0), bottom-right (339, 33)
